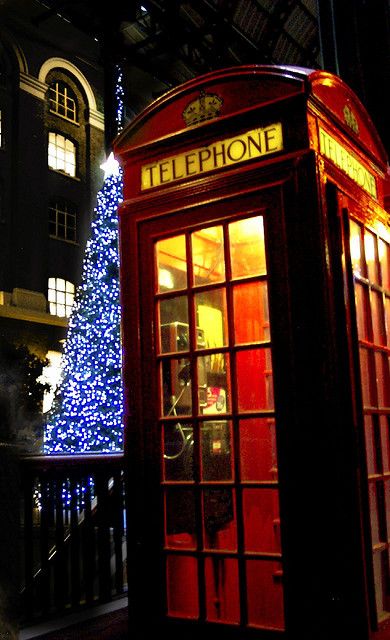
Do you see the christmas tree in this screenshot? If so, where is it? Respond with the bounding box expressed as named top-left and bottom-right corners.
top-left (44, 70), bottom-right (124, 454)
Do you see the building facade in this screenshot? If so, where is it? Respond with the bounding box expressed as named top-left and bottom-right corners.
top-left (0, 1), bottom-right (106, 449)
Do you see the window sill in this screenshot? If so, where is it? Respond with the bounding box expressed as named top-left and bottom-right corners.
top-left (48, 168), bottom-right (80, 181)
top-left (49, 235), bottom-right (79, 246)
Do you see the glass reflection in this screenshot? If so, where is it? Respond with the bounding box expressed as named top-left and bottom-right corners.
top-left (156, 235), bottom-right (187, 292)
top-left (199, 353), bottom-right (231, 414)
top-left (233, 281), bottom-right (270, 343)
top-left (201, 421), bottom-right (233, 481)
top-left (161, 358), bottom-right (192, 416)
top-left (191, 225), bottom-right (225, 285)
top-left (203, 488), bottom-right (236, 551)
top-left (163, 422), bottom-right (194, 481)
top-left (159, 299), bottom-right (189, 353)
top-left (229, 216), bottom-right (266, 278)
top-left (195, 288), bottom-right (228, 348)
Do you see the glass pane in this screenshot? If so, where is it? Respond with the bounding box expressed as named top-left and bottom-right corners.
top-left (236, 348), bottom-right (274, 411)
top-left (350, 220), bottom-right (363, 277)
top-left (191, 225), bottom-right (225, 284)
top-left (384, 480), bottom-right (390, 537)
top-left (203, 488), bottom-right (236, 551)
top-left (156, 235), bottom-right (187, 292)
top-left (246, 560), bottom-right (284, 630)
top-left (373, 552), bottom-right (385, 619)
top-left (201, 421), bottom-right (233, 481)
top-left (159, 299), bottom-right (189, 353)
top-left (368, 482), bottom-right (380, 546)
top-left (379, 239), bottom-right (389, 290)
top-left (165, 489), bottom-right (197, 548)
top-left (195, 288), bottom-right (228, 348)
top-left (240, 418), bottom-right (278, 481)
top-left (229, 216), bottom-right (266, 278)
top-left (243, 488), bottom-right (281, 553)
top-left (359, 347), bottom-right (374, 407)
top-left (375, 352), bottom-right (390, 408)
top-left (163, 422), bottom-right (194, 481)
top-left (354, 283), bottom-right (369, 340)
top-left (380, 416), bottom-right (390, 473)
top-left (364, 416), bottom-right (377, 475)
top-left (166, 555), bottom-right (199, 619)
top-left (364, 230), bottom-right (379, 284)
top-left (205, 557), bottom-right (239, 623)
top-left (161, 358), bottom-right (192, 416)
top-left (200, 353), bottom-right (231, 415)
top-left (233, 281), bottom-right (270, 343)
top-left (371, 291), bottom-right (386, 345)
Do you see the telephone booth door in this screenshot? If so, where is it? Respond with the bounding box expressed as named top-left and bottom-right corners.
top-left (136, 191), bottom-right (287, 633)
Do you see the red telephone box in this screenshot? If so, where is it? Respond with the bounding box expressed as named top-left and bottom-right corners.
top-left (113, 65), bottom-right (390, 640)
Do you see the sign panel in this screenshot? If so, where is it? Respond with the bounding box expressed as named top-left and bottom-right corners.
top-left (319, 128), bottom-right (377, 199)
top-left (141, 123), bottom-right (283, 189)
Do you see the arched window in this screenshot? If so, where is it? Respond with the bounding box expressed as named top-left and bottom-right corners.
top-left (48, 277), bottom-right (75, 317)
top-left (49, 197), bottom-right (77, 242)
top-left (48, 132), bottom-right (76, 177)
top-left (48, 81), bottom-right (78, 123)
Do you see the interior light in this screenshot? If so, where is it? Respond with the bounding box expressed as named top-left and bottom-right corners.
top-left (158, 268), bottom-right (174, 290)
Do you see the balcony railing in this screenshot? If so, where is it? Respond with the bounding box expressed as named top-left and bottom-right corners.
top-left (20, 453), bottom-right (127, 627)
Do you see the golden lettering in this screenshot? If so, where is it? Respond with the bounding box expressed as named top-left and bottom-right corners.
top-left (141, 123), bottom-right (283, 189)
top-left (319, 128), bottom-right (377, 199)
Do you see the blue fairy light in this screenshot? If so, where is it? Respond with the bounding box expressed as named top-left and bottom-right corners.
top-left (44, 67), bottom-right (125, 455)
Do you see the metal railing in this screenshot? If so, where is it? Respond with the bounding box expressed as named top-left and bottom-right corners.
top-left (20, 453), bottom-right (127, 626)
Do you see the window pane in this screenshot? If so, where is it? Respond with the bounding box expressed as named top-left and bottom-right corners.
top-left (191, 225), bottom-right (225, 285)
top-left (165, 489), bottom-right (197, 549)
top-left (246, 560), bottom-right (284, 629)
top-left (243, 488), bottom-right (281, 553)
top-left (205, 557), bottom-right (239, 623)
top-left (354, 283), bottom-right (369, 340)
top-left (156, 235), bottom-right (187, 292)
top-left (240, 418), bottom-right (278, 481)
top-left (371, 291), bottom-right (386, 345)
top-left (380, 416), bottom-right (390, 473)
top-left (350, 220), bottom-right (363, 277)
top-left (200, 353), bottom-right (230, 415)
top-left (201, 421), bottom-right (233, 481)
top-left (159, 299), bottom-right (189, 353)
top-left (359, 347), bottom-right (374, 406)
top-left (236, 348), bottom-right (274, 411)
top-left (203, 488), bottom-right (236, 550)
top-left (373, 552), bottom-right (386, 620)
top-left (229, 216), bottom-right (266, 278)
top-left (387, 297), bottom-right (390, 348)
top-left (66, 282), bottom-right (74, 293)
top-left (166, 555), bottom-right (199, 619)
top-left (364, 416), bottom-right (377, 475)
top-left (375, 352), bottom-right (390, 408)
top-left (364, 230), bottom-right (379, 284)
top-left (368, 482), bottom-right (380, 546)
top-left (379, 239), bottom-right (389, 290)
top-left (195, 288), bottom-right (227, 348)
top-left (233, 281), bottom-right (270, 343)
top-left (163, 423), bottom-right (194, 481)
top-left (161, 358), bottom-right (192, 416)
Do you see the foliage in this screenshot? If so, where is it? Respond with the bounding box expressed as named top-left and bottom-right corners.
top-left (0, 336), bottom-right (49, 442)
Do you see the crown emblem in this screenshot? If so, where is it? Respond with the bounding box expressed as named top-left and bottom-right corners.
top-left (183, 90), bottom-right (223, 126)
top-left (343, 104), bottom-right (359, 134)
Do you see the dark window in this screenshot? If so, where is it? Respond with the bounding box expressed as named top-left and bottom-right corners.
top-left (48, 81), bottom-right (78, 123)
top-left (49, 198), bottom-right (77, 242)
